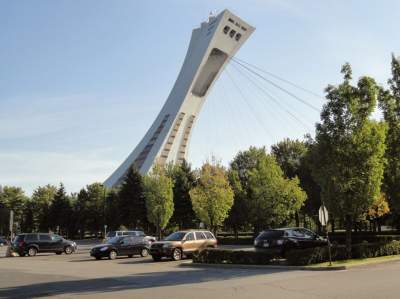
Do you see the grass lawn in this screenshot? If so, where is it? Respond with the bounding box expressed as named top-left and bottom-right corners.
top-left (307, 255), bottom-right (400, 268)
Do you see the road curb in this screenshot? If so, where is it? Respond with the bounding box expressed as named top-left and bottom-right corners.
top-left (180, 262), bottom-right (346, 271)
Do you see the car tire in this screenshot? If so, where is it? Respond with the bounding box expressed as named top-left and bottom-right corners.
top-left (140, 248), bottom-right (149, 257)
top-left (64, 246), bottom-right (73, 255)
top-left (56, 251), bottom-right (62, 255)
top-left (109, 250), bottom-right (117, 260)
top-left (28, 247), bottom-right (37, 257)
top-left (128, 254), bottom-right (133, 258)
top-left (152, 255), bottom-right (161, 262)
top-left (95, 256), bottom-right (102, 260)
top-left (171, 248), bottom-right (182, 261)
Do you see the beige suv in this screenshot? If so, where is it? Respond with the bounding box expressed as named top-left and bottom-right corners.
top-left (150, 230), bottom-right (217, 261)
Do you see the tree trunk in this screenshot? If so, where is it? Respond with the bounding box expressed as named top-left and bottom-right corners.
top-left (295, 212), bottom-right (300, 227)
top-left (345, 215), bottom-right (352, 258)
top-left (377, 219), bottom-right (382, 233)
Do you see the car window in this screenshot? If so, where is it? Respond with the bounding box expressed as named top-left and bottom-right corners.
top-left (257, 230), bottom-right (284, 239)
top-left (51, 235), bottom-right (63, 241)
top-left (300, 229), bottom-right (315, 239)
top-left (164, 232), bottom-right (186, 241)
top-left (292, 229), bottom-right (305, 238)
top-left (195, 232), bottom-right (206, 240)
top-left (185, 233), bottom-right (195, 241)
top-left (26, 234), bottom-right (38, 242)
top-left (39, 234), bottom-right (52, 241)
top-left (107, 231), bottom-right (116, 238)
top-left (204, 232), bottom-right (215, 239)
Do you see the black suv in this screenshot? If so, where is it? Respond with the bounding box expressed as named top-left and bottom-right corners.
top-left (254, 228), bottom-right (327, 255)
top-left (90, 236), bottom-right (151, 260)
top-left (12, 233), bottom-right (77, 256)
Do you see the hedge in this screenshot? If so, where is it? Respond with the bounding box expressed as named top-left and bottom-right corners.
top-left (193, 249), bottom-right (277, 265)
top-left (193, 241), bottom-right (400, 266)
top-left (286, 240), bottom-right (400, 266)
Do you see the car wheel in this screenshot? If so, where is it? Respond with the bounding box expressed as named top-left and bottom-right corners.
top-left (64, 246), bottom-right (73, 255)
top-left (95, 256), bottom-right (102, 260)
top-left (109, 250), bottom-right (117, 260)
top-left (128, 254), bottom-right (133, 258)
top-left (28, 247), bottom-right (37, 257)
top-left (171, 248), bottom-right (182, 261)
top-left (152, 255), bottom-right (161, 262)
top-left (140, 248), bottom-right (149, 257)
top-left (56, 251), bottom-right (62, 255)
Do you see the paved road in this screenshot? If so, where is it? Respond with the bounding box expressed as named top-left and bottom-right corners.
top-left (1, 252), bottom-right (400, 299)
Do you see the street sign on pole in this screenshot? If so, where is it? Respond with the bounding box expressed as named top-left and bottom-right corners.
top-left (319, 205), bottom-right (329, 226)
top-left (9, 210), bottom-right (14, 234)
top-left (319, 204), bottom-right (332, 266)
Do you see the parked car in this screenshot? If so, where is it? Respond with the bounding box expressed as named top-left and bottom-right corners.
top-left (254, 228), bottom-right (327, 256)
top-left (0, 236), bottom-right (8, 246)
top-left (11, 233), bottom-right (77, 257)
top-left (90, 236), bottom-right (150, 260)
top-left (105, 230), bottom-right (156, 243)
top-left (150, 230), bottom-right (217, 261)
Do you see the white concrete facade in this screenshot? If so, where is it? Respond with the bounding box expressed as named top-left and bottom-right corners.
top-left (104, 9), bottom-right (255, 188)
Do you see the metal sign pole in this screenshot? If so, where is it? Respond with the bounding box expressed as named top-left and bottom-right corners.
top-left (321, 203), bottom-right (332, 266)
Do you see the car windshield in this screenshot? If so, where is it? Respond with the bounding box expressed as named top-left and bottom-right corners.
top-left (51, 235), bottom-right (63, 241)
top-left (164, 232), bottom-right (186, 241)
top-left (107, 236), bottom-right (123, 244)
top-left (257, 230), bottom-right (284, 239)
top-left (106, 231), bottom-right (116, 238)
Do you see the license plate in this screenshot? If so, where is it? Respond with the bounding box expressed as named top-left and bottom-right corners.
top-left (263, 241), bottom-right (269, 247)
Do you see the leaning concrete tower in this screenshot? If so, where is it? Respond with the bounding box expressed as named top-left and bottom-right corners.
top-left (105, 9), bottom-right (255, 188)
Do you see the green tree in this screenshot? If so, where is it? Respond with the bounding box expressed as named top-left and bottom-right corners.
top-left (104, 188), bottom-right (121, 230)
top-left (271, 138), bottom-right (307, 179)
top-left (225, 147), bottom-right (266, 235)
top-left (30, 185), bottom-right (57, 231)
top-left (190, 160), bottom-right (234, 233)
top-left (85, 183), bottom-right (107, 236)
top-left (379, 54), bottom-right (400, 228)
top-left (168, 160), bottom-right (196, 229)
top-left (48, 184), bottom-right (73, 236)
top-left (0, 186), bottom-right (29, 235)
top-left (118, 167), bottom-right (148, 229)
top-left (143, 164), bottom-right (174, 238)
top-left (247, 154), bottom-right (306, 233)
top-left (312, 63), bottom-right (387, 256)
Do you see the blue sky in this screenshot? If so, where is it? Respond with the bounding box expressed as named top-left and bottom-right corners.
top-left (1, 0), bottom-right (399, 195)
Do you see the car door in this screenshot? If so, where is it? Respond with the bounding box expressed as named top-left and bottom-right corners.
top-left (194, 232), bottom-right (208, 251)
top-left (182, 232), bottom-right (196, 254)
top-left (38, 234), bottom-right (52, 252)
top-left (118, 237), bottom-right (131, 256)
top-left (291, 229), bottom-right (308, 248)
top-left (50, 235), bottom-right (64, 251)
top-left (299, 229), bottom-right (318, 248)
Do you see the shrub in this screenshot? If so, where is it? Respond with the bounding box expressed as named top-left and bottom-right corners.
top-left (286, 240), bottom-right (400, 266)
top-left (193, 249), bottom-right (277, 265)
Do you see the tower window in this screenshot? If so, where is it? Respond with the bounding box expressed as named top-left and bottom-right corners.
top-left (229, 29), bottom-right (236, 38)
top-left (223, 25), bottom-right (230, 34)
top-left (235, 33), bottom-right (242, 41)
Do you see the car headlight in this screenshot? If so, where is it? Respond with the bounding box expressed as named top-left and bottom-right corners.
top-left (99, 246), bottom-right (109, 252)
